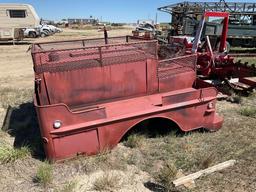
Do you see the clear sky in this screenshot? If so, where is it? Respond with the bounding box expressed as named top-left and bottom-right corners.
top-left (0, 0), bottom-right (251, 23)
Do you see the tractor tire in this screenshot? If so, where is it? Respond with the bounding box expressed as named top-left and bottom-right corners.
top-left (216, 41), bottom-right (230, 53)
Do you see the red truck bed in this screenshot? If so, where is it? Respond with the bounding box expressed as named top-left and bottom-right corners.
top-left (32, 36), bottom-right (223, 161)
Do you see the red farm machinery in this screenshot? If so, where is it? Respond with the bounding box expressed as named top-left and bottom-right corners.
top-left (158, 1), bottom-right (256, 48)
top-left (194, 12), bottom-right (256, 93)
top-left (31, 15), bottom-right (227, 161)
top-left (156, 11), bottom-right (256, 94)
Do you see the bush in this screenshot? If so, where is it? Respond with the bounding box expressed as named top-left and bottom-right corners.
top-left (0, 145), bottom-right (30, 164)
top-left (239, 106), bottom-right (256, 118)
top-left (154, 161), bottom-right (177, 190)
top-left (34, 162), bottom-right (53, 187)
top-left (93, 173), bottom-right (121, 191)
top-left (124, 134), bottom-right (145, 148)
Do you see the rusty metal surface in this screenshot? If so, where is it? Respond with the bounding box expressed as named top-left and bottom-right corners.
top-left (32, 36), bottom-right (223, 161)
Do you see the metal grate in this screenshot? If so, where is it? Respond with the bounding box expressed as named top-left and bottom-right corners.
top-left (158, 1), bottom-right (256, 15)
top-left (158, 54), bottom-right (197, 79)
top-left (32, 36), bottom-right (158, 74)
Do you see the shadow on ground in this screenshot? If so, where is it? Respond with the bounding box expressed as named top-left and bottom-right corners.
top-left (121, 117), bottom-right (209, 141)
top-left (121, 117), bottom-right (182, 142)
top-left (144, 181), bottom-right (166, 192)
top-left (2, 102), bottom-right (45, 160)
top-left (144, 181), bottom-right (182, 192)
top-left (0, 41), bottom-right (32, 45)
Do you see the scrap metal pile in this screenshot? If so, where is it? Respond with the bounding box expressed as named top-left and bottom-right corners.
top-left (154, 11), bottom-right (256, 94)
top-left (158, 0), bottom-right (256, 48)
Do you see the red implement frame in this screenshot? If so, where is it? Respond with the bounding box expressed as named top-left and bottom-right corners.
top-left (193, 12), bottom-right (256, 92)
top-left (192, 11), bottom-right (229, 54)
top-left (32, 36), bottom-right (223, 161)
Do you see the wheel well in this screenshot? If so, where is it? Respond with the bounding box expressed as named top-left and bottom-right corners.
top-left (120, 117), bottom-right (182, 142)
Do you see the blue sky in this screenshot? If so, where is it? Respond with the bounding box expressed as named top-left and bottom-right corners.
top-left (1, 0), bottom-right (251, 23)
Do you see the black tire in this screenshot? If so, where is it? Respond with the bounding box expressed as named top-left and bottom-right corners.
top-left (40, 33), bottom-right (47, 38)
top-left (28, 31), bottom-right (37, 38)
top-left (43, 29), bottom-right (50, 35)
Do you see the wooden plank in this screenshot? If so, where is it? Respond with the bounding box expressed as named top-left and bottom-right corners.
top-left (173, 160), bottom-right (236, 187)
top-left (176, 169), bottom-right (196, 189)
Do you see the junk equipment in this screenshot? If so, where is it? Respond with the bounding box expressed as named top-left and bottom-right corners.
top-left (32, 29), bottom-right (223, 162)
top-left (157, 11), bottom-right (256, 94)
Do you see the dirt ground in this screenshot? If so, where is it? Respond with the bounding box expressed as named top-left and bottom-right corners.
top-left (0, 28), bottom-right (256, 192)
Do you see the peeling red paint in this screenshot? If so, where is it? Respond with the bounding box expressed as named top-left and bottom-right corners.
top-left (32, 36), bottom-right (223, 161)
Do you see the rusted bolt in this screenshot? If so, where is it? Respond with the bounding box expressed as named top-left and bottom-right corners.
top-left (42, 137), bottom-right (49, 144)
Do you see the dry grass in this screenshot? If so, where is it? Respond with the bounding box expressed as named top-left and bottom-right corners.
top-left (0, 145), bottom-right (30, 164)
top-left (93, 148), bottom-right (127, 171)
top-left (0, 86), bottom-right (44, 158)
top-left (153, 161), bottom-right (177, 190)
top-left (56, 181), bottom-right (77, 192)
top-left (0, 80), bottom-right (254, 192)
top-left (0, 87), bottom-right (33, 109)
top-left (230, 47), bottom-right (256, 65)
top-left (93, 173), bottom-right (121, 191)
top-left (69, 25), bottom-right (129, 30)
top-left (34, 162), bottom-right (53, 188)
top-left (65, 147), bottom-right (128, 175)
top-left (124, 134), bottom-right (145, 148)
top-left (239, 106), bottom-right (256, 118)
top-left (64, 95), bottom-right (255, 191)
top-left (116, 96), bottom-right (255, 191)
top-left (56, 30), bottom-right (96, 37)
top-left (52, 28), bottom-right (132, 40)
top-left (234, 57), bottom-right (256, 65)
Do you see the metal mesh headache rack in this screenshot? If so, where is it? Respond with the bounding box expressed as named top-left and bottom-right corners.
top-left (157, 54), bottom-right (197, 80)
top-left (32, 36), bottom-right (158, 74)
